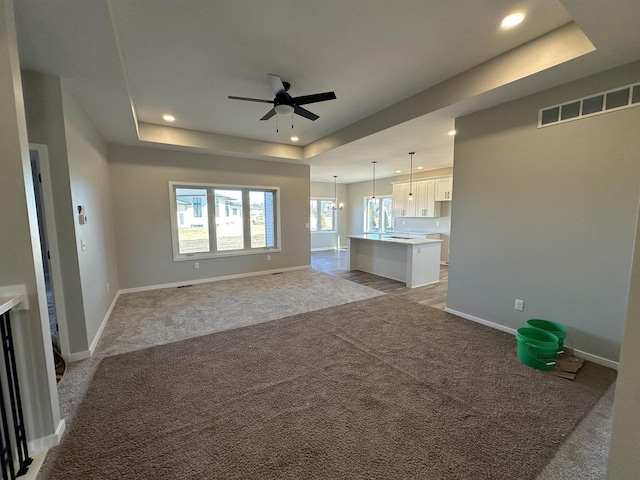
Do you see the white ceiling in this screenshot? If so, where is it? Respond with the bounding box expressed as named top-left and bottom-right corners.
top-left (12, 0), bottom-right (640, 184)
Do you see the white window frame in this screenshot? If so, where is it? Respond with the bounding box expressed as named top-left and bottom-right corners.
top-left (310, 197), bottom-right (337, 233)
top-left (169, 181), bottom-right (281, 261)
top-left (363, 195), bottom-right (394, 233)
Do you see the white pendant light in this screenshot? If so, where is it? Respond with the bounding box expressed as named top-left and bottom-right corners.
top-left (408, 152), bottom-right (415, 203)
top-left (371, 161), bottom-right (377, 199)
top-left (332, 175), bottom-right (343, 211)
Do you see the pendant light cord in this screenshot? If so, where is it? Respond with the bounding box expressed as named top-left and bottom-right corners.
top-left (409, 152), bottom-right (414, 195)
top-left (371, 161), bottom-right (377, 199)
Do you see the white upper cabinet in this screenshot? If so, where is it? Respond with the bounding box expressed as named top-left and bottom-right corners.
top-left (393, 182), bottom-right (415, 218)
top-left (392, 179), bottom-right (441, 218)
top-left (415, 180), bottom-right (440, 218)
top-left (435, 176), bottom-right (453, 201)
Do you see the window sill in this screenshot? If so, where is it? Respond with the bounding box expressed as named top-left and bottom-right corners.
top-left (173, 248), bottom-right (281, 262)
top-left (311, 231), bottom-right (337, 234)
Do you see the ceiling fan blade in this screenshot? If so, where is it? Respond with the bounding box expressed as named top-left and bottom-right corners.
top-left (294, 105), bottom-right (319, 121)
top-left (292, 91), bottom-right (336, 106)
top-left (260, 108), bottom-right (277, 121)
top-left (267, 74), bottom-right (286, 95)
top-left (228, 95), bottom-right (273, 104)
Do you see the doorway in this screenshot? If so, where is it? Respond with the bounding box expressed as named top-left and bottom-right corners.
top-left (29, 144), bottom-right (70, 380)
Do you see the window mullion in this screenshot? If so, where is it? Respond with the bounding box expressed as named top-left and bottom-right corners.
top-left (242, 190), bottom-right (251, 250)
top-left (207, 188), bottom-right (217, 253)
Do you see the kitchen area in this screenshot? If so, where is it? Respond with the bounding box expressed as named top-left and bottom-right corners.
top-left (311, 167), bottom-right (453, 288)
top-left (345, 170), bottom-right (452, 288)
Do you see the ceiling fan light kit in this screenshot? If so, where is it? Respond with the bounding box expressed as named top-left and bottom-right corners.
top-left (228, 74), bottom-right (336, 132)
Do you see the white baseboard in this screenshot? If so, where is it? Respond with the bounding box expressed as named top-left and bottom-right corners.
top-left (311, 247), bottom-right (337, 252)
top-left (67, 350), bottom-right (91, 362)
top-left (570, 349), bottom-right (619, 370)
top-left (445, 308), bottom-right (518, 335)
top-left (119, 265), bottom-right (311, 294)
top-left (28, 419), bottom-right (65, 453)
top-left (444, 308), bottom-right (619, 371)
top-left (89, 291), bottom-right (120, 356)
top-left (68, 292), bottom-right (120, 363)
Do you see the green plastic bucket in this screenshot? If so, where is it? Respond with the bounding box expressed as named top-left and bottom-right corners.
top-left (516, 327), bottom-right (559, 371)
top-left (526, 319), bottom-right (566, 357)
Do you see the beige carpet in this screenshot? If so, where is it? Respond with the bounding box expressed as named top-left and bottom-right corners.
top-left (44, 296), bottom-right (615, 479)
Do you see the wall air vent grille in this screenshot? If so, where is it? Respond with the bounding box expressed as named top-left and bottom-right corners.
top-left (538, 81), bottom-right (640, 128)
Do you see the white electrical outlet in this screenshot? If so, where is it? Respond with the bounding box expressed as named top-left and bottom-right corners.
top-left (436, 221), bottom-right (440, 227)
top-left (514, 299), bottom-right (524, 311)
top-left (194, 262), bottom-right (199, 269)
top-left (305, 223), bottom-right (310, 229)
top-left (267, 255), bottom-right (271, 261)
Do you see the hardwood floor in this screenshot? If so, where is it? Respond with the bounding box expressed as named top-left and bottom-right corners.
top-left (311, 250), bottom-right (449, 310)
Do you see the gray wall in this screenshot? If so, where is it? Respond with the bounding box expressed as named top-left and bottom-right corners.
top-left (61, 87), bottom-right (120, 344)
top-left (22, 71), bottom-right (88, 352)
top-left (109, 144), bottom-right (311, 289)
top-left (310, 181), bottom-right (348, 250)
top-left (347, 167), bottom-right (453, 236)
top-left (607, 202), bottom-right (640, 478)
top-left (0, 0), bottom-right (59, 441)
top-left (22, 71), bottom-right (120, 355)
top-left (448, 61), bottom-right (640, 362)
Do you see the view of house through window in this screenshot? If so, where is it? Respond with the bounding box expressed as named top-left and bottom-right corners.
top-left (176, 188), bottom-right (209, 253)
top-left (365, 196), bottom-right (393, 232)
top-left (310, 199), bottom-right (335, 232)
top-left (172, 184), bottom-right (278, 258)
top-left (215, 189), bottom-right (243, 251)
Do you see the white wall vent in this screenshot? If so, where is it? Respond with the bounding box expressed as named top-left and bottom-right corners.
top-left (538, 82), bottom-right (640, 128)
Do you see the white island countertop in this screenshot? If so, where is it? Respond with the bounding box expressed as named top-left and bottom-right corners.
top-left (347, 235), bottom-right (442, 288)
top-left (347, 234), bottom-right (442, 245)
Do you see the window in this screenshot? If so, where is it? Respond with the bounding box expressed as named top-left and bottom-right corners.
top-left (170, 183), bottom-right (279, 260)
top-left (365, 196), bottom-right (393, 232)
top-left (310, 199), bottom-right (336, 232)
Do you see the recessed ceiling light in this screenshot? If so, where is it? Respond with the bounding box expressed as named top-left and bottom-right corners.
top-left (162, 114), bottom-right (175, 122)
top-left (290, 135), bottom-right (299, 142)
top-left (448, 130), bottom-right (457, 136)
top-left (417, 166), bottom-right (424, 170)
top-left (395, 170), bottom-right (402, 173)
top-left (501, 12), bottom-right (525, 29)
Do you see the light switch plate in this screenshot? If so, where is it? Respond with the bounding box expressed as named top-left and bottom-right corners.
top-left (514, 299), bottom-right (524, 311)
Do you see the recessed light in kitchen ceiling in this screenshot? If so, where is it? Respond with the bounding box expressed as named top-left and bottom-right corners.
top-left (417, 166), bottom-right (424, 170)
top-left (395, 170), bottom-right (402, 174)
top-left (290, 135), bottom-right (299, 142)
top-left (501, 12), bottom-right (525, 29)
top-left (162, 114), bottom-right (176, 122)
top-left (448, 130), bottom-right (457, 136)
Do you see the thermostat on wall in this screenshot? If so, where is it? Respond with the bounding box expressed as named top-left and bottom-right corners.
top-left (78, 205), bottom-right (87, 225)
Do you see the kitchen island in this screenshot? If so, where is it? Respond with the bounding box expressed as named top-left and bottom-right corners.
top-left (347, 234), bottom-right (442, 288)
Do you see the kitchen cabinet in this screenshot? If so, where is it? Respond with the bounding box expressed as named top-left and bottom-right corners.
top-left (393, 179), bottom-right (439, 218)
top-left (392, 183), bottom-right (415, 218)
top-left (347, 234), bottom-right (442, 288)
top-left (435, 176), bottom-right (453, 201)
top-left (426, 233), bottom-right (449, 263)
top-left (415, 180), bottom-right (440, 218)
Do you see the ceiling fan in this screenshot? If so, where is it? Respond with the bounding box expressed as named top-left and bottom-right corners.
top-left (228, 74), bottom-right (337, 122)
